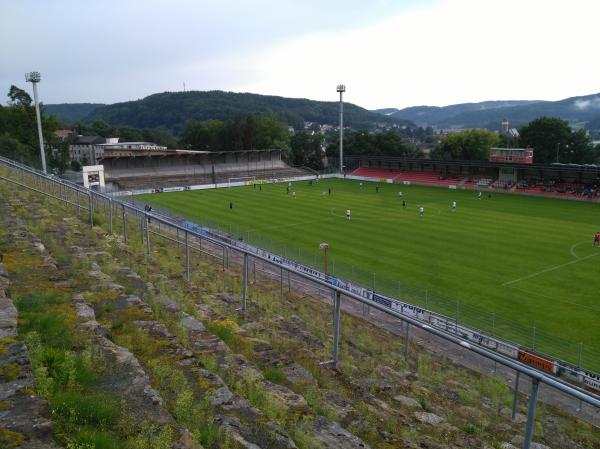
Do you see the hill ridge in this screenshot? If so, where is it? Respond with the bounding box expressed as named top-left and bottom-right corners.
top-left (45, 90), bottom-right (415, 134)
top-left (381, 93), bottom-right (600, 130)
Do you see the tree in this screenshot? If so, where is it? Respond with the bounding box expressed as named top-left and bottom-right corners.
top-left (519, 117), bottom-right (600, 164)
top-left (253, 113), bottom-right (290, 151)
top-left (290, 132), bottom-right (323, 170)
top-left (141, 127), bottom-right (178, 148)
top-left (518, 117), bottom-right (572, 164)
top-left (7, 85), bottom-right (32, 107)
top-left (0, 85), bottom-right (67, 172)
top-left (90, 119), bottom-right (113, 137)
top-left (325, 129), bottom-right (421, 159)
top-left (180, 114), bottom-right (290, 152)
top-left (431, 129), bottom-right (500, 160)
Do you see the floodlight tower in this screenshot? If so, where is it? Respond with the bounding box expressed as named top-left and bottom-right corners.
top-left (337, 84), bottom-right (345, 174)
top-left (25, 71), bottom-right (47, 173)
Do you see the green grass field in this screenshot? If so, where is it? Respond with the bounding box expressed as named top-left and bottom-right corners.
top-left (140, 179), bottom-right (600, 369)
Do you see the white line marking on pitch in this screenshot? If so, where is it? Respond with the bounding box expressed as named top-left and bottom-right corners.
top-left (505, 284), bottom-right (600, 312)
top-left (502, 252), bottom-right (600, 287)
top-left (569, 241), bottom-right (588, 259)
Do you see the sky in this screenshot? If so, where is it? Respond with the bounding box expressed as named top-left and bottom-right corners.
top-left (1, 0), bottom-right (600, 110)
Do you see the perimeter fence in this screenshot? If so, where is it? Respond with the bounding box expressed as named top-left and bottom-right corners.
top-left (0, 155), bottom-right (599, 449)
top-left (125, 195), bottom-right (600, 374)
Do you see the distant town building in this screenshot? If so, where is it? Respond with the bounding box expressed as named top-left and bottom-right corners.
top-left (54, 129), bottom-right (76, 141)
top-left (70, 136), bottom-right (106, 164)
top-left (500, 119), bottom-right (519, 138)
top-left (70, 137), bottom-right (168, 164)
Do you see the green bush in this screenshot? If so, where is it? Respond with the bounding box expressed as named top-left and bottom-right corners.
top-left (130, 422), bottom-right (173, 449)
top-left (16, 293), bottom-right (73, 349)
top-left (67, 430), bottom-right (121, 449)
top-left (14, 292), bottom-right (68, 312)
top-left (263, 366), bottom-right (285, 384)
top-left (193, 399), bottom-right (222, 447)
top-left (207, 318), bottom-right (238, 345)
top-left (92, 212), bottom-right (105, 227)
top-left (52, 392), bottom-right (119, 428)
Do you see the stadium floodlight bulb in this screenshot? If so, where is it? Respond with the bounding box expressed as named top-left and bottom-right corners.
top-left (25, 71), bottom-right (41, 83)
top-left (336, 84), bottom-right (345, 93)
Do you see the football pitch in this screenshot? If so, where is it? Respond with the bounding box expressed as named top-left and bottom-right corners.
top-left (139, 178), bottom-right (600, 368)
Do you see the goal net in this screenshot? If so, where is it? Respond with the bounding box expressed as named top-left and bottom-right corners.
top-left (228, 176), bottom-right (256, 187)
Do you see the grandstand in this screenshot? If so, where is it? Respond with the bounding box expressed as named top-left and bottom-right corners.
top-left (347, 156), bottom-right (600, 201)
top-left (98, 149), bottom-right (310, 191)
top-left (350, 167), bottom-right (462, 186)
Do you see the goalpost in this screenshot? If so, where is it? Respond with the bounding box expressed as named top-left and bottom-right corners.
top-left (227, 176), bottom-right (256, 188)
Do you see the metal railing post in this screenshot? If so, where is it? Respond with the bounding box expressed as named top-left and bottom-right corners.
top-left (492, 312), bottom-right (497, 372)
top-left (332, 291), bottom-right (341, 368)
top-left (145, 214), bottom-right (151, 255)
top-left (242, 253), bottom-right (248, 312)
top-left (122, 204), bottom-right (128, 243)
top-left (184, 231), bottom-right (190, 281)
top-left (577, 342), bottom-right (583, 412)
top-left (139, 213), bottom-right (143, 244)
top-left (512, 370), bottom-right (521, 420)
top-left (404, 323), bottom-right (410, 360)
top-left (88, 191), bottom-right (94, 226)
top-left (280, 266), bottom-right (284, 299)
top-left (522, 378), bottom-right (540, 449)
top-left (108, 197), bottom-right (113, 234)
top-left (456, 300), bottom-right (460, 331)
top-left (75, 190), bottom-right (81, 217)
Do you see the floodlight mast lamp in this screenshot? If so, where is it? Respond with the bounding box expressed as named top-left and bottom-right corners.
top-left (337, 84), bottom-right (345, 174)
top-left (25, 71), bottom-right (47, 173)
